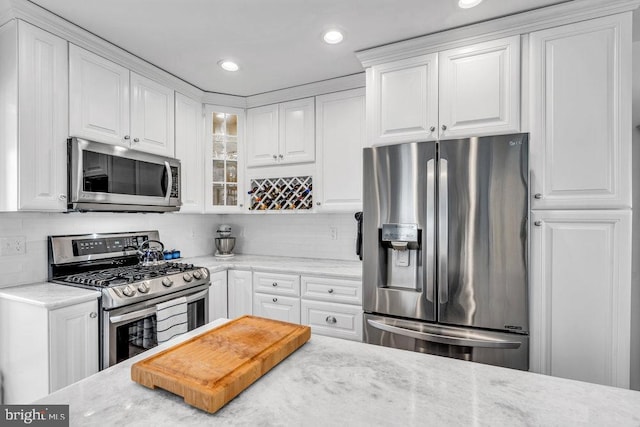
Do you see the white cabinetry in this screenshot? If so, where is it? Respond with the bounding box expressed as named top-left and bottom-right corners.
top-left (227, 270), bottom-right (252, 319)
top-left (69, 44), bottom-right (175, 156)
top-left (367, 35), bottom-right (520, 146)
top-left (0, 297), bottom-right (98, 403)
top-left (246, 98), bottom-right (315, 167)
top-left (252, 271), bottom-right (301, 324)
top-left (529, 14), bottom-right (631, 209)
top-left (0, 20), bottom-right (68, 211)
top-left (530, 210), bottom-right (631, 388)
top-left (208, 270), bottom-right (228, 321)
top-left (315, 88), bottom-right (366, 212)
top-left (175, 92), bottom-right (204, 213)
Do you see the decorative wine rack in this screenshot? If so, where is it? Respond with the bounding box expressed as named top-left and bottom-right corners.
top-left (248, 176), bottom-right (312, 211)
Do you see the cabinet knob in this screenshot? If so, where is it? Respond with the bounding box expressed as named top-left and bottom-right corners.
top-left (272, 282), bottom-right (278, 287)
top-left (123, 135), bottom-right (130, 141)
top-left (239, 204), bottom-right (243, 208)
top-left (534, 221), bottom-right (542, 227)
top-left (90, 312), bottom-right (97, 318)
top-left (272, 297), bottom-right (278, 303)
top-left (325, 316), bottom-right (337, 325)
top-left (316, 202), bottom-right (321, 206)
top-left (441, 125), bottom-right (447, 131)
top-left (133, 138), bottom-right (140, 143)
top-left (534, 193), bottom-right (542, 199)
top-left (58, 194), bottom-right (67, 201)
top-left (278, 154), bottom-right (283, 159)
top-left (430, 126), bottom-right (436, 132)
top-left (327, 288), bottom-right (334, 294)
top-left (272, 154), bottom-right (278, 160)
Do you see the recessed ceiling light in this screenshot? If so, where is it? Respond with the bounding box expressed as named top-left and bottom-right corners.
top-left (323, 30), bottom-right (344, 45)
top-left (458, 0), bottom-right (482, 8)
top-left (218, 60), bottom-right (239, 72)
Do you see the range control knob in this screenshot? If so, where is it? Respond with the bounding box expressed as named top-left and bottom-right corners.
top-left (138, 282), bottom-right (150, 293)
top-left (183, 273), bottom-right (193, 282)
top-left (122, 285), bottom-right (136, 297)
top-left (193, 270), bottom-right (202, 280)
top-left (161, 277), bottom-right (173, 287)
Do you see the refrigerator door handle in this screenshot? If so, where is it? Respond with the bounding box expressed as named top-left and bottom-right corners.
top-left (426, 158), bottom-right (435, 302)
top-left (438, 158), bottom-right (448, 304)
top-left (367, 319), bottom-right (521, 349)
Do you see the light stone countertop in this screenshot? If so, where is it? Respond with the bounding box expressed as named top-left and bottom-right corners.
top-left (37, 319), bottom-right (640, 427)
top-left (184, 254), bottom-right (362, 280)
top-left (0, 282), bottom-right (100, 309)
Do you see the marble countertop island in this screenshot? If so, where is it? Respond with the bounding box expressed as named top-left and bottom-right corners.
top-left (37, 319), bottom-right (640, 426)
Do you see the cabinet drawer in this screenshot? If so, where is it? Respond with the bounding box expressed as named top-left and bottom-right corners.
top-left (301, 276), bottom-right (361, 304)
top-left (301, 300), bottom-right (363, 342)
top-left (254, 293), bottom-right (300, 324)
top-left (253, 271), bottom-right (300, 296)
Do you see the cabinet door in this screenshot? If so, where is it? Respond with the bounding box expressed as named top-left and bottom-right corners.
top-left (278, 97), bottom-right (315, 165)
top-left (17, 21), bottom-right (68, 211)
top-left (69, 44), bottom-right (130, 146)
top-left (130, 72), bottom-right (175, 156)
top-left (209, 270), bottom-right (228, 321)
top-left (227, 270), bottom-right (252, 318)
top-left (529, 14), bottom-right (631, 209)
top-left (49, 300), bottom-right (99, 393)
top-left (253, 293), bottom-right (301, 324)
top-left (368, 53), bottom-right (438, 145)
top-left (175, 93), bottom-right (204, 213)
top-left (529, 210), bottom-right (631, 388)
top-left (438, 35), bottom-right (520, 139)
top-left (253, 271), bottom-right (300, 296)
top-left (246, 104), bottom-right (279, 167)
top-left (315, 88), bottom-right (365, 212)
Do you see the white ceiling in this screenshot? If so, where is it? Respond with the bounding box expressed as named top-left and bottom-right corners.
top-left (25, 0), bottom-right (576, 96)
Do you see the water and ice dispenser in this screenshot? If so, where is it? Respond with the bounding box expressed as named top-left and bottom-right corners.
top-left (380, 223), bottom-right (420, 290)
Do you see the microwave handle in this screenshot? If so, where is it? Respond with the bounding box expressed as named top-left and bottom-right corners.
top-left (164, 161), bottom-right (172, 203)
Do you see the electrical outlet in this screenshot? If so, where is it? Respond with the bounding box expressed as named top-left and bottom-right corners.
top-left (0, 236), bottom-right (26, 256)
top-left (329, 227), bottom-right (338, 240)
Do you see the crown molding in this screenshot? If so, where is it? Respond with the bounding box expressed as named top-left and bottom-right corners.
top-left (201, 92), bottom-right (247, 109)
top-left (356, 0), bottom-right (640, 67)
top-left (245, 73), bottom-right (365, 108)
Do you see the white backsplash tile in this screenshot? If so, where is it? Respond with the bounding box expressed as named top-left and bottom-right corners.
top-left (0, 211), bottom-right (359, 287)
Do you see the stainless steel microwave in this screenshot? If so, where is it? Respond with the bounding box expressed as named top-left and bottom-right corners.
top-left (68, 137), bottom-right (181, 212)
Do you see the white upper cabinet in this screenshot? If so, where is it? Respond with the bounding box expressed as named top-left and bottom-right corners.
top-left (69, 44), bottom-right (129, 146)
top-left (529, 210), bottom-right (631, 388)
top-left (315, 88), bottom-right (366, 212)
top-left (368, 53), bottom-right (438, 145)
top-left (367, 35), bottom-right (520, 146)
top-left (130, 72), bottom-right (175, 155)
top-left (0, 20), bottom-right (68, 212)
top-left (69, 44), bottom-right (175, 157)
top-left (175, 92), bottom-right (204, 213)
top-left (246, 97), bottom-right (315, 167)
top-left (529, 14), bottom-right (631, 209)
top-left (438, 36), bottom-right (520, 139)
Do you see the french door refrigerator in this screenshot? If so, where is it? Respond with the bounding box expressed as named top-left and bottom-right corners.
top-left (362, 133), bottom-right (529, 370)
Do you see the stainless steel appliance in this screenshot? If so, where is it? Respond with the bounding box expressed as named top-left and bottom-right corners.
top-left (68, 137), bottom-right (181, 212)
top-left (48, 231), bottom-right (209, 369)
top-left (363, 133), bottom-right (529, 370)
top-left (215, 224), bottom-right (236, 257)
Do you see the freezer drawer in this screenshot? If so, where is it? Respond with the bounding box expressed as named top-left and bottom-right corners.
top-left (364, 314), bottom-right (528, 370)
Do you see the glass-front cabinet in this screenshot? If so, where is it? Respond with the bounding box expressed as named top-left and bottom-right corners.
top-left (204, 105), bottom-right (245, 212)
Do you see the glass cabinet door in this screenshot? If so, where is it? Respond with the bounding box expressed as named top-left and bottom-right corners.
top-left (205, 105), bottom-right (244, 211)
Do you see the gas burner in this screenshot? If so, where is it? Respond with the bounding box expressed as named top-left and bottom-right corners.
top-left (61, 262), bottom-right (197, 288)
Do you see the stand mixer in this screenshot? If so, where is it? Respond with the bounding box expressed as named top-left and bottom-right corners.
top-left (215, 225), bottom-right (235, 258)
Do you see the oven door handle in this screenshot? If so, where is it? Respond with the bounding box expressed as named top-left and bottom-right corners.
top-left (109, 289), bottom-right (209, 324)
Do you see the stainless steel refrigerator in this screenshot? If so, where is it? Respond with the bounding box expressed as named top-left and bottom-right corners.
top-left (362, 133), bottom-right (529, 370)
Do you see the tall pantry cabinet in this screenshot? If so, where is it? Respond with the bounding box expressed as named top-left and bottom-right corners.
top-left (528, 13), bottom-right (633, 388)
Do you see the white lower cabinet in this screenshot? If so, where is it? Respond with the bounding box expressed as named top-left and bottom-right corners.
top-left (529, 210), bottom-right (632, 388)
top-left (0, 298), bottom-right (98, 403)
top-left (227, 270), bottom-right (252, 319)
top-left (301, 300), bottom-right (363, 342)
top-left (253, 293), bottom-right (301, 324)
top-left (208, 270), bottom-right (228, 321)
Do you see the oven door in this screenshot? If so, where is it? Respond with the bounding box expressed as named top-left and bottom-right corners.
top-left (69, 137), bottom-right (181, 211)
top-left (103, 284), bottom-right (208, 369)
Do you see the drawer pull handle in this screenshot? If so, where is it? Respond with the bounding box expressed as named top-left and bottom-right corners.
top-left (327, 288), bottom-right (334, 294)
top-left (272, 298), bottom-right (278, 303)
top-left (272, 282), bottom-right (278, 287)
top-left (325, 316), bottom-right (337, 325)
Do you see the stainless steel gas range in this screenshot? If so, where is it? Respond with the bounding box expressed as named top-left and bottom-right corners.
top-left (48, 231), bottom-right (210, 369)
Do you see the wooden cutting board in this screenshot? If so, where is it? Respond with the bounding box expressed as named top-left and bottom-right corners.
top-left (131, 315), bottom-right (311, 413)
